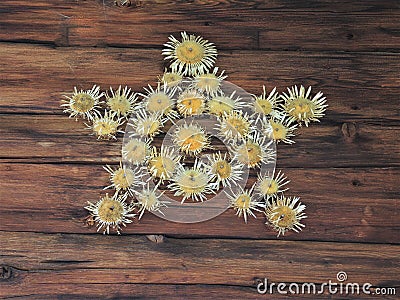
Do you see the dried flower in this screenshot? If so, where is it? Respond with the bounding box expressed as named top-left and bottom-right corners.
top-left (159, 68), bottom-right (184, 87)
top-left (204, 152), bottom-right (244, 187)
top-left (256, 170), bottom-right (289, 199)
top-left (265, 196), bottom-right (307, 237)
top-left (88, 110), bottom-right (124, 140)
top-left (264, 115), bottom-right (297, 144)
top-left (61, 85), bottom-right (103, 120)
top-left (103, 161), bottom-right (144, 196)
top-left (216, 110), bottom-right (253, 142)
top-left (106, 85), bottom-right (136, 117)
top-left (85, 193), bottom-right (135, 234)
top-left (192, 67), bottom-right (227, 95)
top-left (251, 86), bottom-right (281, 124)
top-left (173, 122), bottom-right (211, 156)
top-left (168, 159), bottom-right (217, 203)
top-left (128, 109), bottom-right (165, 138)
top-left (226, 185), bottom-right (264, 223)
top-left (177, 89), bottom-right (206, 117)
top-left (133, 183), bottom-right (169, 219)
top-left (162, 31), bottom-right (217, 76)
top-left (139, 83), bottom-right (179, 122)
top-left (281, 85), bottom-right (327, 127)
top-left (233, 131), bottom-right (275, 168)
top-left (122, 138), bottom-right (152, 165)
top-left (207, 91), bottom-right (246, 116)
top-left (148, 145), bottom-right (182, 183)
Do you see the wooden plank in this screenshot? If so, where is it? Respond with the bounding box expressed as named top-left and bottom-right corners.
top-left (0, 163), bottom-right (398, 243)
top-left (0, 1), bottom-right (399, 51)
top-left (1, 114), bottom-right (399, 167)
top-left (0, 232), bottom-right (398, 295)
top-left (0, 44), bottom-right (399, 120)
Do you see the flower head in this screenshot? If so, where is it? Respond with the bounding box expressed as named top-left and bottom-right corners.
top-left (207, 91), bottom-right (246, 116)
top-left (139, 83), bottom-right (179, 122)
top-left (133, 183), bottom-right (169, 219)
top-left (159, 69), bottom-right (184, 87)
top-left (216, 110), bottom-right (253, 142)
top-left (256, 170), bottom-right (289, 199)
top-left (226, 185), bottom-right (264, 223)
top-left (148, 145), bottom-right (182, 183)
top-left (128, 109), bottom-right (165, 139)
top-left (106, 85), bottom-right (136, 117)
top-left (191, 67), bottom-right (227, 95)
top-left (88, 110), bottom-right (124, 140)
top-left (281, 85), bottom-right (328, 127)
top-left (204, 152), bottom-right (244, 187)
top-left (103, 161), bottom-right (144, 196)
top-left (264, 115), bottom-right (297, 144)
top-left (61, 85), bottom-right (103, 120)
top-left (232, 131), bottom-right (275, 168)
top-left (265, 196), bottom-right (307, 237)
top-left (162, 32), bottom-right (217, 76)
top-left (251, 86), bottom-right (281, 123)
top-left (173, 122), bottom-right (211, 156)
top-left (168, 159), bottom-right (217, 203)
top-left (85, 193), bottom-right (135, 234)
top-left (177, 89), bottom-right (206, 117)
top-left (122, 138), bottom-right (152, 166)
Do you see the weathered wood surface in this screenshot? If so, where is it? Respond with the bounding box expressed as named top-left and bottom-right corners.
top-left (1, 163), bottom-right (398, 243)
top-left (0, 232), bottom-right (399, 299)
top-left (0, 0), bottom-right (399, 51)
top-left (1, 0), bottom-right (400, 298)
top-left (0, 44), bottom-right (399, 121)
top-left (1, 114), bottom-right (399, 167)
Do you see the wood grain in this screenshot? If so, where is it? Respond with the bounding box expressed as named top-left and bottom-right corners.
top-left (1, 114), bottom-right (399, 167)
top-left (0, 232), bottom-right (399, 292)
top-left (0, 1), bottom-right (399, 51)
top-left (1, 0), bottom-right (400, 298)
top-left (0, 44), bottom-right (399, 120)
top-left (1, 163), bottom-right (398, 243)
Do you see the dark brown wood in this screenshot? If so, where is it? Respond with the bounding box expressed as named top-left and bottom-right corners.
top-left (1, 114), bottom-right (399, 167)
top-left (0, 1), bottom-right (399, 51)
top-left (1, 0), bottom-right (400, 298)
top-left (0, 231), bottom-right (399, 299)
top-left (0, 44), bottom-right (399, 121)
top-left (0, 163), bottom-right (398, 243)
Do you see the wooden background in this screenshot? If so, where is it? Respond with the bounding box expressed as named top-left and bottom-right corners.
top-left (1, 0), bottom-right (399, 299)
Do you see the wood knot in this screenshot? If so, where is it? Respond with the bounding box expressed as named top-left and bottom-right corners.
top-left (114, 0), bottom-right (132, 7)
top-left (146, 235), bottom-right (164, 243)
top-left (0, 266), bottom-right (13, 280)
top-left (341, 122), bottom-right (356, 139)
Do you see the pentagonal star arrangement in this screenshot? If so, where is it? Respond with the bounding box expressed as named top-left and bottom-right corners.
top-left (61, 32), bottom-right (327, 236)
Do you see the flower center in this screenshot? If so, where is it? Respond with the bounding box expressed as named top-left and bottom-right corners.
top-left (213, 160), bottom-right (232, 179)
top-left (259, 178), bottom-right (278, 195)
top-left (270, 206), bottom-right (296, 228)
top-left (287, 97), bottom-right (314, 118)
top-left (71, 93), bottom-right (95, 113)
top-left (179, 170), bottom-right (208, 194)
top-left (208, 96), bottom-right (235, 116)
top-left (149, 155), bottom-right (175, 179)
top-left (179, 97), bottom-right (204, 115)
top-left (255, 98), bottom-right (272, 115)
top-left (112, 168), bottom-right (135, 189)
top-left (147, 92), bottom-right (173, 113)
top-left (93, 120), bottom-right (117, 136)
top-left (237, 141), bottom-right (262, 167)
top-left (269, 120), bottom-right (288, 140)
top-left (226, 116), bottom-right (250, 137)
top-left (108, 96), bottom-right (131, 115)
top-left (176, 41), bottom-right (205, 64)
top-left (124, 140), bottom-right (148, 163)
top-left (235, 194), bottom-right (251, 209)
top-left (98, 198), bottom-right (124, 223)
top-left (196, 73), bottom-right (220, 91)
